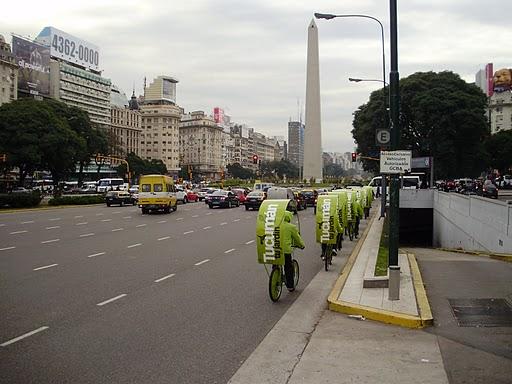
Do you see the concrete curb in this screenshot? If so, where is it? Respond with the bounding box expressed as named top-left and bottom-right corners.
top-left (436, 247), bottom-right (512, 263)
top-left (328, 214), bottom-right (434, 329)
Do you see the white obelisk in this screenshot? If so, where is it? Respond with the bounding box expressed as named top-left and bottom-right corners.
top-left (303, 19), bottom-right (322, 183)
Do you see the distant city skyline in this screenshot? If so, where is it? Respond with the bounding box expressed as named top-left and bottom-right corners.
top-left (2, 0), bottom-right (511, 153)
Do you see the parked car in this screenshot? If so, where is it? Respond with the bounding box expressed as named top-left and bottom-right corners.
top-left (245, 190), bottom-right (266, 211)
top-left (208, 190), bottom-right (240, 208)
top-left (185, 190), bottom-right (199, 202)
top-left (231, 188), bottom-right (247, 204)
top-left (105, 191), bottom-right (136, 206)
top-left (476, 180), bottom-right (498, 199)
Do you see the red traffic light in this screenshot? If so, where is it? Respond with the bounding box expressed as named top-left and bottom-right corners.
top-left (351, 152), bottom-right (357, 162)
top-left (252, 154), bottom-right (259, 164)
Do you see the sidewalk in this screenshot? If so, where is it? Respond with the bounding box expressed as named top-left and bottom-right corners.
top-left (229, 204), bottom-right (449, 384)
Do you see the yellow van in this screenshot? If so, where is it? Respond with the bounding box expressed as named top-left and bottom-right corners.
top-left (138, 174), bottom-right (178, 214)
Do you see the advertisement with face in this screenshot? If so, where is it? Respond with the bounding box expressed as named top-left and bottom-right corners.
top-left (12, 36), bottom-right (50, 97)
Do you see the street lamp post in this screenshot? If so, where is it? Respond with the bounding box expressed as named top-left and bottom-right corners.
top-left (348, 77), bottom-right (389, 220)
top-left (315, 13), bottom-right (389, 220)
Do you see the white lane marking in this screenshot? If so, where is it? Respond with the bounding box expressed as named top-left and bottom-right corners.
top-left (10, 230), bottom-right (28, 234)
top-left (21, 221), bottom-right (34, 224)
top-left (245, 240), bottom-right (255, 245)
top-left (95, 213), bottom-right (104, 216)
top-left (79, 233), bottom-right (95, 238)
top-left (41, 239), bottom-right (59, 244)
top-left (0, 224), bottom-right (5, 227)
top-left (203, 226), bottom-right (211, 230)
top-left (206, 212), bottom-right (212, 216)
top-left (87, 252), bottom-right (105, 258)
top-left (33, 263), bottom-right (58, 271)
top-left (0, 246), bottom-right (16, 251)
top-left (192, 215), bottom-right (198, 218)
top-left (111, 228), bottom-right (124, 232)
top-left (158, 236), bottom-right (170, 241)
top-left (224, 248), bottom-right (235, 254)
top-left (194, 259), bottom-right (210, 266)
top-left (233, 219), bottom-right (240, 222)
top-left (183, 230), bottom-right (194, 235)
top-left (74, 215), bottom-right (83, 218)
top-left (154, 273), bottom-right (175, 283)
top-left (127, 243), bottom-right (142, 248)
top-left (1, 326), bottom-right (49, 347)
top-left (76, 222), bottom-right (88, 226)
top-left (48, 218), bottom-right (61, 221)
top-left (176, 218), bottom-right (184, 221)
top-left (97, 294), bottom-right (127, 306)
top-left (101, 219), bottom-right (112, 222)
top-left (112, 211), bottom-right (122, 214)
top-left (45, 226), bottom-right (60, 230)
top-left (157, 220), bottom-right (167, 224)
top-left (122, 216), bottom-right (132, 219)
top-left (220, 222), bottom-right (227, 226)
top-left (136, 224), bottom-right (147, 228)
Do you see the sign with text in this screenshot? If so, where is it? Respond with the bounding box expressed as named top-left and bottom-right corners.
top-left (380, 150), bottom-right (412, 174)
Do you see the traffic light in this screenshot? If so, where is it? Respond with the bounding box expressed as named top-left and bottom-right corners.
top-left (351, 152), bottom-right (357, 162)
top-left (252, 154), bottom-right (259, 164)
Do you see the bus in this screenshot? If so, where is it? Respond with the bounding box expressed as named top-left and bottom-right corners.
top-left (253, 182), bottom-right (274, 191)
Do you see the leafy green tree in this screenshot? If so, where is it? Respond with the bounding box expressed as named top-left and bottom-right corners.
top-left (226, 163), bottom-right (254, 179)
top-left (484, 130), bottom-right (512, 174)
top-left (352, 71), bottom-right (489, 179)
top-left (117, 154), bottom-right (168, 182)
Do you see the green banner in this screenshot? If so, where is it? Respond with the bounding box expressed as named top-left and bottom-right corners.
top-left (256, 199), bottom-right (290, 265)
top-left (315, 195), bottom-right (338, 244)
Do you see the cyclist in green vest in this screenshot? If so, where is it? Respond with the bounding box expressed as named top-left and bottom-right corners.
top-left (282, 211), bottom-right (305, 291)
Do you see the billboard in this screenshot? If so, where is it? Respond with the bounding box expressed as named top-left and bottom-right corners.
top-left (485, 63), bottom-right (494, 96)
top-left (36, 26), bottom-right (100, 71)
top-left (213, 107), bottom-right (224, 124)
top-left (12, 35), bottom-right (50, 97)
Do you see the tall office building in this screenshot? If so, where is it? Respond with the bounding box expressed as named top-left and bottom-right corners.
top-left (288, 120), bottom-right (304, 170)
top-left (140, 76), bottom-right (182, 174)
top-left (0, 35), bottom-right (18, 106)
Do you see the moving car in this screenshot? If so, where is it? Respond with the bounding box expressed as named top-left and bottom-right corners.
top-left (301, 189), bottom-right (317, 207)
top-left (185, 190), bottom-right (199, 202)
top-left (266, 187), bottom-right (297, 213)
top-left (231, 188), bottom-right (247, 204)
top-left (204, 189), bottom-right (218, 204)
top-left (294, 191), bottom-right (308, 211)
top-left (476, 180), bottom-right (498, 199)
top-left (138, 174), bottom-right (178, 214)
top-left (105, 191), bottom-right (136, 206)
top-left (245, 190), bottom-right (266, 210)
top-left (208, 190), bottom-right (240, 208)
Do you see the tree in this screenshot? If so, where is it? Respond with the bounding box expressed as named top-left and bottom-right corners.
top-left (352, 71), bottom-right (489, 179)
top-left (484, 130), bottom-right (512, 174)
top-left (117, 153), bottom-right (168, 182)
top-left (323, 163), bottom-right (345, 178)
top-left (226, 163), bottom-right (254, 179)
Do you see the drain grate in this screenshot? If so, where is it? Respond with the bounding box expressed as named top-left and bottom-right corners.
top-left (448, 298), bottom-right (512, 327)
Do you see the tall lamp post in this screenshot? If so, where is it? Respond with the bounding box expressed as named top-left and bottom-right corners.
top-left (314, 13), bottom-right (389, 219)
top-left (348, 77), bottom-right (389, 219)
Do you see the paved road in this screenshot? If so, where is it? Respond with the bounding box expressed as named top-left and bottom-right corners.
top-left (0, 202), bottom-right (322, 383)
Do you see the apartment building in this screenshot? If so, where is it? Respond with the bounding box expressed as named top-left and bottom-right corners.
top-left (110, 86), bottom-right (142, 159)
top-left (179, 111), bottom-right (223, 179)
top-left (0, 35), bottom-right (17, 106)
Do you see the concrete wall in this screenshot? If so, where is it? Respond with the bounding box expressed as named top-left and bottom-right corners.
top-left (400, 189), bottom-right (434, 208)
top-left (433, 191), bottom-right (512, 254)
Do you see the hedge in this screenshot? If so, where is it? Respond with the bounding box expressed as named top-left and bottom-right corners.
top-left (0, 191), bottom-right (43, 208)
top-left (48, 195), bottom-right (104, 206)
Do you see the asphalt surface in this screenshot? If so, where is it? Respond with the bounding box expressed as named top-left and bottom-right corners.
top-left (0, 201), bottom-right (322, 384)
top-left (411, 248), bottom-right (512, 384)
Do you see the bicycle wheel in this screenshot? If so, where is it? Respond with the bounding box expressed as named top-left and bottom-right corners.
top-left (324, 245), bottom-right (330, 271)
top-left (292, 259), bottom-right (299, 289)
top-left (348, 222), bottom-right (354, 241)
top-left (268, 266), bottom-right (283, 302)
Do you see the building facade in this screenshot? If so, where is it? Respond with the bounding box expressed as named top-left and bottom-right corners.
top-left (179, 111), bottom-right (223, 180)
top-left (110, 86), bottom-right (142, 159)
top-left (49, 60), bottom-right (111, 129)
top-left (288, 120), bottom-right (304, 170)
top-left (0, 35), bottom-right (18, 106)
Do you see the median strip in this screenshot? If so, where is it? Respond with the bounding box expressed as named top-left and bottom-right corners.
top-left (1, 326), bottom-right (49, 347)
top-left (97, 294), bottom-right (127, 306)
top-left (155, 273), bottom-right (175, 283)
top-left (33, 263), bottom-right (58, 271)
top-left (194, 259), bottom-right (210, 266)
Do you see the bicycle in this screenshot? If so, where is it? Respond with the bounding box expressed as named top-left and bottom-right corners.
top-left (346, 220), bottom-right (356, 241)
top-left (267, 249), bottom-right (300, 302)
top-left (321, 243), bottom-right (334, 271)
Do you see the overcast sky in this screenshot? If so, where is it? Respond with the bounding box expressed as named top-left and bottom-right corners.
top-left (2, 0), bottom-right (511, 153)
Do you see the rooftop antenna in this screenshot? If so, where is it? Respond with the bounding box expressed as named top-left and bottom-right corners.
top-left (143, 77), bottom-right (147, 97)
